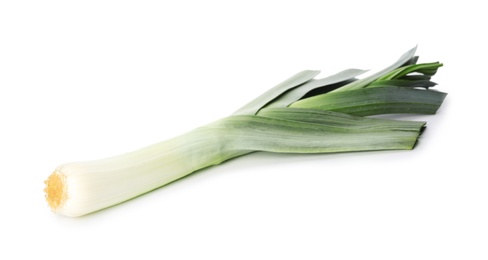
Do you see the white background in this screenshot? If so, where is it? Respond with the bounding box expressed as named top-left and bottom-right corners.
top-left (1, 1), bottom-right (486, 259)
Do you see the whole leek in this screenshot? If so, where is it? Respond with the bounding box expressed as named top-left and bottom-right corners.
top-left (44, 47), bottom-right (446, 217)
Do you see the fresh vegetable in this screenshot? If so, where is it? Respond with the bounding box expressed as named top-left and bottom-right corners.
top-left (44, 47), bottom-right (446, 217)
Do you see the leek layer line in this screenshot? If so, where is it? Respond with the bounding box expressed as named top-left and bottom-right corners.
top-left (44, 47), bottom-right (447, 217)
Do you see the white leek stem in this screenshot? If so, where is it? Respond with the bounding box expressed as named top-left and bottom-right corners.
top-left (45, 127), bottom-right (240, 217)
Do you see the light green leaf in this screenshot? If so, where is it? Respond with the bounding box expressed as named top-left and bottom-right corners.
top-left (233, 70), bottom-right (320, 115)
top-left (332, 46), bottom-right (417, 92)
top-left (264, 69), bottom-right (367, 109)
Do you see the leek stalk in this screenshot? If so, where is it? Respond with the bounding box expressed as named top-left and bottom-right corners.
top-left (45, 47), bottom-right (446, 217)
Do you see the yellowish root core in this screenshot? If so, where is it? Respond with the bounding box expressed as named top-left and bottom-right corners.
top-left (44, 172), bottom-right (67, 211)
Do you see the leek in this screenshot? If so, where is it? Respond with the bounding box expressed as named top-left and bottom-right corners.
top-left (44, 47), bottom-right (447, 217)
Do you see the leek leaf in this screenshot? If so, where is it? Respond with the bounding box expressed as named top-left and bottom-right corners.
top-left (233, 70), bottom-right (320, 115)
top-left (331, 46), bottom-right (417, 92)
top-left (209, 114), bottom-right (425, 153)
top-left (377, 62), bottom-right (443, 81)
top-left (367, 79), bottom-right (437, 89)
top-left (263, 69), bottom-right (367, 109)
top-left (290, 87), bottom-right (447, 116)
